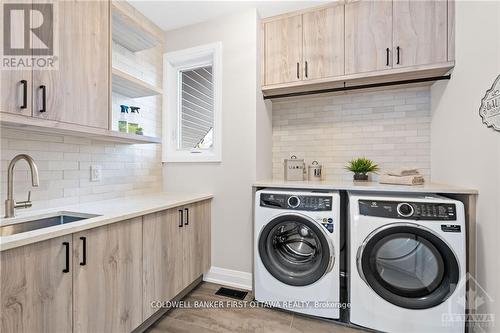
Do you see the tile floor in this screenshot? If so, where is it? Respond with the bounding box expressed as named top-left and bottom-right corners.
top-left (147, 282), bottom-right (364, 333)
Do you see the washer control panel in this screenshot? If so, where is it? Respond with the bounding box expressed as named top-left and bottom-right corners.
top-left (359, 200), bottom-right (456, 220)
top-left (260, 193), bottom-right (333, 211)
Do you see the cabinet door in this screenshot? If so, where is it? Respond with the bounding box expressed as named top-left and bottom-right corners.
top-left (0, 72), bottom-right (32, 116)
top-left (263, 15), bottom-right (303, 85)
top-left (193, 200), bottom-right (211, 276)
top-left (1, 236), bottom-right (72, 333)
top-left (33, 0), bottom-right (109, 128)
top-left (345, 0), bottom-right (393, 74)
top-left (182, 205), bottom-right (197, 285)
top-left (0, 0), bottom-right (32, 117)
top-left (393, 0), bottom-right (448, 68)
top-left (143, 209), bottom-right (184, 319)
top-left (303, 4), bottom-right (344, 80)
top-left (73, 218), bottom-right (142, 333)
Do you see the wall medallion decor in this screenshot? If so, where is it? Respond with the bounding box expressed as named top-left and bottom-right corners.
top-left (479, 74), bottom-right (500, 131)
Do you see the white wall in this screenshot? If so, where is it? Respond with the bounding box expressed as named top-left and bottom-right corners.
top-left (272, 86), bottom-right (431, 181)
top-left (163, 9), bottom-right (271, 277)
top-left (431, 1), bottom-right (500, 331)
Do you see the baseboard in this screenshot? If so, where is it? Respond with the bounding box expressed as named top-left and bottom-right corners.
top-left (203, 266), bottom-right (253, 291)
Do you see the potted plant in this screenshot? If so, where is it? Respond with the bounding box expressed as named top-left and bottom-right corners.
top-left (346, 157), bottom-right (379, 181)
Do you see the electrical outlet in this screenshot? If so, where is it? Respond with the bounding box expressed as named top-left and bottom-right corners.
top-left (90, 165), bottom-right (102, 182)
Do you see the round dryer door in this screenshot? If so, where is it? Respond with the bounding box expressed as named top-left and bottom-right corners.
top-left (357, 223), bottom-right (460, 309)
top-left (258, 214), bottom-right (333, 287)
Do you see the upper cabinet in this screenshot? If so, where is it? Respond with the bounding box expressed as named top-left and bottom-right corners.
top-left (263, 14), bottom-right (303, 85)
top-left (0, 0), bottom-right (163, 144)
top-left (392, 0), bottom-right (448, 68)
top-left (345, 0), bottom-right (392, 74)
top-left (303, 5), bottom-right (345, 80)
top-left (263, 2), bottom-right (345, 86)
top-left (33, 0), bottom-right (109, 129)
top-left (262, 0), bottom-right (455, 97)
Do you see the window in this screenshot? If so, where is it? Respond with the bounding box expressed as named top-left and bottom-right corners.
top-left (163, 42), bottom-right (222, 162)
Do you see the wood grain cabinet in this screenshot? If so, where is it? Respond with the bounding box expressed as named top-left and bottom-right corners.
top-left (33, 0), bottom-right (109, 129)
top-left (0, 0), bottom-right (109, 130)
top-left (303, 5), bottom-right (344, 80)
top-left (72, 217), bottom-right (143, 333)
top-left (0, 200), bottom-right (211, 332)
top-left (143, 201), bottom-right (211, 320)
top-left (0, 235), bottom-right (73, 333)
top-left (262, 0), bottom-right (455, 96)
top-left (263, 14), bottom-right (303, 85)
top-left (143, 208), bottom-right (184, 319)
top-left (263, 2), bottom-right (344, 86)
top-left (345, 0), bottom-right (393, 74)
top-left (392, 0), bottom-right (448, 68)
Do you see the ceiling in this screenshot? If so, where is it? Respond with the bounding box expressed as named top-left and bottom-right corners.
top-left (129, 1), bottom-right (329, 32)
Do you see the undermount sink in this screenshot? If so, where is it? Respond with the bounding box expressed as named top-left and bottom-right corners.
top-left (0, 212), bottom-right (101, 237)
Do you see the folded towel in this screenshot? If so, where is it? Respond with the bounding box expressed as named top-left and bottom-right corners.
top-left (379, 174), bottom-right (425, 186)
top-left (387, 168), bottom-right (420, 177)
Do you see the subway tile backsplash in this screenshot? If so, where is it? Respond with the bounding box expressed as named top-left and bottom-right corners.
top-left (0, 128), bottom-right (162, 215)
top-left (272, 87), bottom-right (431, 181)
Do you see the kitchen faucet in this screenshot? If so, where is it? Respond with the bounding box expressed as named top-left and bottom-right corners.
top-left (4, 154), bottom-right (39, 218)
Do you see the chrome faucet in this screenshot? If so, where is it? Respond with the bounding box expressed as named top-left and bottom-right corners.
top-left (4, 154), bottom-right (39, 218)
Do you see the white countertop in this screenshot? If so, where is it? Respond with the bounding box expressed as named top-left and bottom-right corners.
top-left (0, 192), bottom-right (213, 251)
top-left (253, 179), bottom-right (478, 195)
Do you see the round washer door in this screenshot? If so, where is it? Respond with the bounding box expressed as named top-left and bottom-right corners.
top-left (357, 223), bottom-right (460, 309)
top-left (258, 213), bottom-right (333, 287)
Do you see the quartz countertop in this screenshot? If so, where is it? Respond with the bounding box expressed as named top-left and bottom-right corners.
top-left (253, 179), bottom-right (478, 195)
top-left (0, 192), bottom-right (213, 251)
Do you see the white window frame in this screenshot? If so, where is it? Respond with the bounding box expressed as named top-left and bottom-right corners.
top-left (163, 42), bottom-right (222, 163)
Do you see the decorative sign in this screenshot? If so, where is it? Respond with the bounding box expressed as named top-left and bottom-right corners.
top-left (479, 75), bottom-right (500, 131)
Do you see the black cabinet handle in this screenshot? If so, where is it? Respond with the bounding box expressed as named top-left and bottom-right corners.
top-left (386, 48), bottom-right (390, 66)
top-left (184, 208), bottom-right (189, 226)
top-left (20, 80), bottom-right (27, 109)
top-left (296, 62), bottom-right (300, 79)
top-left (39, 85), bottom-right (46, 113)
top-left (396, 46), bottom-right (400, 65)
top-left (80, 237), bottom-right (87, 266)
top-left (178, 209), bottom-right (183, 228)
top-left (305, 61), bottom-right (308, 78)
top-left (62, 242), bottom-right (70, 273)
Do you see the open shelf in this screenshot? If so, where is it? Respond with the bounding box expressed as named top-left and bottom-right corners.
top-left (112, 68), bottom-right (163, 98)
top-left (111, 3), bottom-right (161, 52)
top-left (0, 113), bottom-right (161, 144)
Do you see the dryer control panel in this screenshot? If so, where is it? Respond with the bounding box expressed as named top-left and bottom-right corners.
top-left (260, 193), bottom-right (333, 211)
top-left (359, 200), bottom-right (456, 220)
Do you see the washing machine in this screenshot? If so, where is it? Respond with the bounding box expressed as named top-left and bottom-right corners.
top-left (348, 192), bottom-right (466, 333)
top-left (254, 189), bottom-right (341, 319)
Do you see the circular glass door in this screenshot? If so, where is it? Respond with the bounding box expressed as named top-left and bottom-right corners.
top-left (258, 214), bottom-right (332, 286)
top-left (358, 224), bottom-right (460, 309)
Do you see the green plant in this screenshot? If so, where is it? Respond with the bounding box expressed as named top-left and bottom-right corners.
top-left (345, 157), bottom-right (379, 174)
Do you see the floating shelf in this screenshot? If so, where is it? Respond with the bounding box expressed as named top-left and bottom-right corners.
top-left (0, 113), bottom-right (161, 144)
top-left (111, 3), bottom-right (161, 52)
top-left (112, 68), bottom-right (163, 98)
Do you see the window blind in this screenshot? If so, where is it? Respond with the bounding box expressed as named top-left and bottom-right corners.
top-left (180, 66), bottom-right (214, 149)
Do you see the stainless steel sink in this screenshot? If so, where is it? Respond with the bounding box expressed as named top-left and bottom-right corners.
top-left (0, 212), bottom-right (100, 236)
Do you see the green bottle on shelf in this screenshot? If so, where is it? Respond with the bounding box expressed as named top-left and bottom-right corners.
top-left (118, 105), bottom-right (129, 133)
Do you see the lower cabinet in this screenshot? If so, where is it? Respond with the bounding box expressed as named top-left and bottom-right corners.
top-left (73, 217), bottom-right (143, 333)
top-left (0, 235), bottom-right (73, 333)
top-left (0, 199), bottom-right (211, 332)
top-left (143, 200), bottom-right (211, 319)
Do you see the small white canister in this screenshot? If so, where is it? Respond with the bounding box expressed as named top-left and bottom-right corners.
top-left (308, 161), bottom-right (322, 181)
top-left (284, 155), bottom-right (305, 181)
